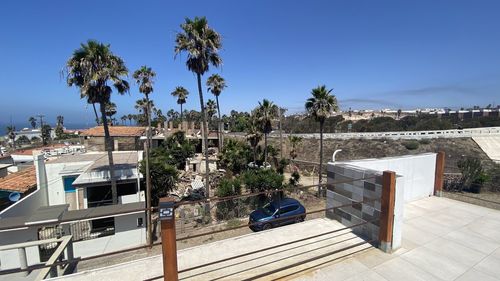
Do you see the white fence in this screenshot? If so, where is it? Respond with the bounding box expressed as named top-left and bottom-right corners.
top-left (275, 127), bottom-right (500, 140)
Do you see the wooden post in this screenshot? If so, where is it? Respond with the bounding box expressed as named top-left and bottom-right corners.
top-left (159, 197), bottom-right (178, 281)
top-left (434, 151), bottom-right (445, 197)
top-left (379, 171), bottom-right (396, 253)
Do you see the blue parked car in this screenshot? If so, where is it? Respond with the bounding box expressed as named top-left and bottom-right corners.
top-left (248, 198), bottom-right (306, 231)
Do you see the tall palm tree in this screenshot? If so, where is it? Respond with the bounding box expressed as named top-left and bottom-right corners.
top-left (127, 114), bottom-right (133, 125)
top-left (170, 86), bottom-right (189, 128)
top-left (29, 117), bottom-right (37, 129)
top-left (133, 65), bottom-right (156, 246)
top-left (245, 113), bottom-right (262, 164)
top-left (305, 85), bottom-right (339, 195)
top-left (135, 98), bottom-right (155, 124)
top-left (206, 74), bottom-right (226, 150)
top-left (66, 40), bottom-right (129, 204)
top-left (6, 126), bottom-right (16, 149)
top-left (120, 115), bottom-right (127, 125)
top-left (175, 16), bottom-right (222, 195)
top-left (206, 99), bottom-right (217, 120)
top-left (133, 66), bottom-right (156, 131)
top-left (105, 102), bottom-right (117, 125)
top-left (255, 99), bottom-right (278, 164)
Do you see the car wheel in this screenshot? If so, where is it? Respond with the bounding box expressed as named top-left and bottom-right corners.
top-left (262, 223), bottom-right (272, 230)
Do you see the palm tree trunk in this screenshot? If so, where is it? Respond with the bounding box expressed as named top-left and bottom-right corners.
top-left (279, 109), bottom-right (283, 159)
top-left (197, 73), bottom-right (210, 201)
top-left (318, 121), bottom-right (324, 197)
top-left (253, 144), bottom-right (257, 164)
top-left (264, 133), bottom-right (268, 164)
top-left (215, 95), bottom-right (222, 151)
top-left (180, 103), bottom-right (183, 130)
top-left (92, 103), bottom-right (100, 125)
top-left (145, 94), bottom-right (153, 246)
top-left (99, 102), bottom-right (118, 204)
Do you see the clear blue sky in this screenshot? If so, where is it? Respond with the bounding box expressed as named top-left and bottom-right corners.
top-left (1, 0), bottom-right (500, 126)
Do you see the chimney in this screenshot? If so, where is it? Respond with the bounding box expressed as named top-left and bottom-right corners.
top-left (33, 153), bottom-right (49, 206)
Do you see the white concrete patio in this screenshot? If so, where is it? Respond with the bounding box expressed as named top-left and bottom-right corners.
top-left (50, 196), bottom-right (500, 281)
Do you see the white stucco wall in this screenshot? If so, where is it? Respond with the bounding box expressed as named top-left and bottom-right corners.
top-left (44, 162), bottom-right (92, 206)
top-left (336, 153), bottom-right (437, 203)
top-left (62, 212), bottom-right (146, 258)
top-left (0, 227), bottom-right (40, 270)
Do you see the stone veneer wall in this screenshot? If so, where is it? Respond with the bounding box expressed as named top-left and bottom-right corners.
top-left (326, 163), bottom-right (383, 243)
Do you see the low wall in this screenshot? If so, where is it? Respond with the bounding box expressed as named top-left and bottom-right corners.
top-left (326, 163), bottom-right (404, 251)
top-left (273, 126), bottom-right (500, 140)
top-left (336, 153), bottom-right (436, 202)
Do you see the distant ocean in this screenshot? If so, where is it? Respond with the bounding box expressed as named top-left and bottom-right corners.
top-left (0, 122), bottom-right (91, 136)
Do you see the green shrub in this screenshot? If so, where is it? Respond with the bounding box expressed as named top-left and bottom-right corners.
top-left (215, 178), bottom-right (244, 220)
top-left (418, 139), bottom-right (431, 145)
top-left (402, 140), bottom-right (419, 150)
top-left (242, 169), bottom-right (284, 193)
top-left (218, 139), bottom-right (252, 174)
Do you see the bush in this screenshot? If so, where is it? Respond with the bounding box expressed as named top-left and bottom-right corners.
top-left (418, 139), bottom-right (431, 145)
top-left (457, 157), bottom-right (488, 193)
top-left (215, 178), bottom-right (245, 220)
top-left (218, 139), bottom-right (252, 174)
top-left (139, 159), bottom-right (178, 206)
top-left (150, 132), bottom-right (195, 170)
top-left (402, 140), bottom-right (419, 150)
top-left (242, 169), bottom-right (284, 193)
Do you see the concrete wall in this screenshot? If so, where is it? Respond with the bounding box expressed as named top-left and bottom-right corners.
top-left (0, 227), bottom-right (40, 270)
top-left (325, 164), bottom-right (383, 243)
top-left (326, 162), bottom-right (404, 251)
top-left (85, 136), bottom-right (141, 152)
top-left (337, 153), bottom-right (436, 202)
top-left (62, 212), bottom-right (146, 258)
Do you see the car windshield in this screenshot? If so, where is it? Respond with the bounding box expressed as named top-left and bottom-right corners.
top-left (261, 203), bottom-right (276, 216)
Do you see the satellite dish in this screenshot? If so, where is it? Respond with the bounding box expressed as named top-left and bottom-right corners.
top-left (8, 192), bottom-right (21, 202)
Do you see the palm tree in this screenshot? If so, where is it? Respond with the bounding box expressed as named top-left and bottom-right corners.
top-left (175, 16), bottom-right (222, 197)
top-left (245, 113), bottom-right (262, 164)
top-left (66, 40), bottom-right (129, 204)
top-left (120, 115), bottom-right (127, 125)
top-left (255, 99), bottom-right (278, 164)
top-left (288, 135), bottom-right (303, 160)
top-left (133, 65), bottom-right (156, 246)
top-left (305, 85), bottom-right (339, 195)
top-left (206, 99), bottom-right (217, 120)
top-left (29, 117), bottom-right (37, 129)
top-left (133, 66), bottom-right (156, 130)
top-left (6, 126), bottom-right (16, 149)
top-left (170, 86), bottom-right (189, 128)
top-left (135, 98), bottom-right (155, 126)
top-left (127, 114), bottom-right (133, 125)
top-left (105, 102), bottom-right (117, 125)
top-left (206, 74), bottom-right (227, 150)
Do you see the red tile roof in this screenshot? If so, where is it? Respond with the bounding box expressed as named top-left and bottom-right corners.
top-left (81, 126), bottom-right (146, 137)
top-left (0, 166), bottom-right (37, 193)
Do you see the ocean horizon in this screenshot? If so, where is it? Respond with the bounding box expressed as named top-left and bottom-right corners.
top-left (0, 122), bottom-right (92, 136)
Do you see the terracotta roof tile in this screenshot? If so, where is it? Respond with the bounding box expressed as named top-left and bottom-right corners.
top-left (81, 126), bottom-right (146, 137)
top-left (0, 166), bottom-right (37, 193)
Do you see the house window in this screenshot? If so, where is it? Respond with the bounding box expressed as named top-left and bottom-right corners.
top-left (63, 176), bottom-right (77, 193)
top-left (91, 217), bottom-right (115, 237)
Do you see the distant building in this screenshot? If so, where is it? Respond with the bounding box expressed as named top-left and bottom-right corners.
top-left (81, 126), bottom-right (147, 151)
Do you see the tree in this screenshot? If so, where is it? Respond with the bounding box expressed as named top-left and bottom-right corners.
top-left (218, 139), bottom-right (252, 174)
top-left (56, 115), bottom-right (64, 127)
top-left (6, 126), bottom-right (16, 149)
top-left (66, 39), bottom-right (129, 204)
top-left (175, 16), bottom-right (223, 197)
top-left (120, 115), bottom-right (127, 125)
top-left (133, 65), bottom-right (156, 246)
top-left (16, 135), bottom-right (30, 145)
top-left (105, 102), bottom-right (117, 124)
top-left (288, 135), bottom-right (303, 160)
top-left (207, 74), bottom-right (227, 150)
top-left (305, 85), bottom-right (339, 195)
top-left (255, 99), bottom-right (278, 164)
top-left (135, 98), bottom-right (154, 126)
top-left (41, 124), bottom-right (52, 145)
top-left (206, 99), bottom-right (217, 120)
top-left (127, 114), bottom-right (133, 125)
top-left (245, 113), bottom-right (262, 164)
top-left (171, 86), bottom-right (189, 127)
top-left (29, 117), bottom-right (37, 129)
top-left (139, 159), bottom-right (178, 206)
top-left (55, 126), bottom-right (65, 139)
